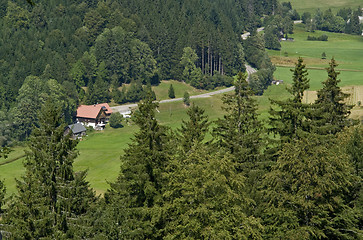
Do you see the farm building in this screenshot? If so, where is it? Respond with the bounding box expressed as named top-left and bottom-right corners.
top-left (65, 123), bottom-right (87, 139)
top-left (76, 103), bottom-right (112, 129)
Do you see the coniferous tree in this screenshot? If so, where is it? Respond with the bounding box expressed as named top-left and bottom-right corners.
top-left (269, 57), bottom-right (310, 144)
top-left (178, 104), bottom-right (210, 153)
top-left (263, 135), bottom-right (360, 239)
top-left (310, 58), bottom-right (353, 135)
top-left (213, 72), bottom-right (263, 170)
top-left (0, 178), bottom-right (5, 213)
top-left (3, 99), bottom-right (96, 239)
top-left (162, 145), bottom-right (263, 239)
top-left (183, 91), bottom-right (190, 106)
top-left (100, 96), bottom-right (171, 239)
top-left (168, 84), bottom-right (175, 99)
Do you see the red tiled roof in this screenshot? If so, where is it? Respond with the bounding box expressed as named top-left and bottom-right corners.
top-left (76, 103), bottom-right (112, 119)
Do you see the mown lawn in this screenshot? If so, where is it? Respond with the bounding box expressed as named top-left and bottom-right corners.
top-left (281, 0), bottom-right (363, 13)
top-left (152, 80), bottom-right (208, 100)
top-left (268, 24), bottom-right (363, 90)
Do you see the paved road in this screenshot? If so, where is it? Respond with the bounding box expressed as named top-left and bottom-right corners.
top-left (111, 64), bottom-right (257, 114)
top-left (111, 86), bottom-right (236, 113)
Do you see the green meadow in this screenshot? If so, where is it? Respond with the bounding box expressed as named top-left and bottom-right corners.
top-left (281, 0), bottom-right (363, 13)
top-left (2, 24), bottom-right (363, 197)
top-left (268, 24), bottom-right (363, 90)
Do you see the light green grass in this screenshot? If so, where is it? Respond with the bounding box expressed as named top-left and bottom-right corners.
top-left (268, 24), bottom-right (363, 90)
top-left (280, 0), bottom-right (363, 13)
top-left (152, 80), bottom-right (209, 101)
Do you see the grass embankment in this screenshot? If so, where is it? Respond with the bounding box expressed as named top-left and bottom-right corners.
top-left (279, 0), bottom-right (363, 13)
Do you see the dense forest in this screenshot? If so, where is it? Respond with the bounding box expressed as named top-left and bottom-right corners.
top-left (0, 0), bottom-right (362, 239)
top-left (0, 0), bottom-right (289, 146)
top-left (0, 58), bottom-right (362, 239)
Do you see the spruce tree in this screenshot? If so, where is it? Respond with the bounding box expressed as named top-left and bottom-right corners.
top-left (168, 84), bottom-right (175, 99)
top-left (178, 104), bottom-right (210, 153)
top-left (310, 58), bottom-right (353, 135)
top-left (3, 99), bottom-right (96, 239)
top-left (213, 72), bottom-right (262, 170)
top-left (162, 145), bottom-right (263, 239)
top-left (101, 96), bottom-right (171, 239)
top-left (269, 57), bottom-right (310, 144)
top-left (263, 135), bottom-right (360, 239)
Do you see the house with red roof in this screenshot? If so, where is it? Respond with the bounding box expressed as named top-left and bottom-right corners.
top-left (76, 103), bottom-right (112, 129)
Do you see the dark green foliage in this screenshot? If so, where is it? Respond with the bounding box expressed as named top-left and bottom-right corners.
top-left (85, 78), bottom-right (111, 105)
top-left (178, 104), bottom-right (210, 152)
top-left (183, 91), bottom-right (190, 106)
top-left (214, 72), bottom-right (263, 170)
top-left (3, 99), bottom-right (96, 239)
top-left (101, 97), bottom-right (170, 239)
top-left (109, 112), bottom-right (123, 128)
top-left (168, 84), bottom-right (175, 99)
top-left (269, 57), bottom-right (310, 144)
top-left (264, 25), bottom-right (281, 50)
top-left (310, 58), bottom-right (353, 135)
top-left (307, 34), bottom-right (328, 41)
top-left (0, 178), bottom-right (5, 213)
top-left (263, 135), bottom-right (360, 239)
top-left (163, 146), bottom-right (263, 239)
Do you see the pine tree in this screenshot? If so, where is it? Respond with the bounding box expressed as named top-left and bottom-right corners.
top-left (178, 104), bottom-right (210, 153)
top-left (213, 72), bottom-right (262, 170)
top-left (162, 145), bottom-right (263, 239)
top-left (3, 99), bottom-right (96, 239)
top-left (263, 135), bottom-right (360, 239)
top-left (269, 57), bottom-right (310, 144)
top-left (101, 96), bottom-right (171, 239)
top-left (310, 58), bottom-right (353, 135)
top-left (168, 84), bottom-right (175, 99)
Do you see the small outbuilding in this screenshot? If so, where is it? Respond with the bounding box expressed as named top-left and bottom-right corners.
top-left (65, 123), bottom-right (87, 139)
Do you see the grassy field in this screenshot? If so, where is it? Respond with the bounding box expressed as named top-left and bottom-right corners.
top-left (2, 23), bottom-right (363, 197)
top-left (152, 80), bottom-right (209, 100)
top-left (268, 24), bottom-right (363, 93)
top-left (280, 0), bottom-right (363, 13)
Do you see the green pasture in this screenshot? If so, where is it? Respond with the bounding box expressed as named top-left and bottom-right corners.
top-left (268, 24), bottom-right (363, 90)
top-left (281, 0), bottom-right (363, 13)
top-left (152, 80), bottom-right (208, 101)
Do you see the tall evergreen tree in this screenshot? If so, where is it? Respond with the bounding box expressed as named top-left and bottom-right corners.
top-left (269, 57), bottom-right (310, 144)
top-left (3, 99), bottom-right (96, 239)
top-left (310, 58), bottom-right (353, 135)
top-left (162, 145), bottom-right (263, 239)
top-left (100, 96), bottom-right (171, 239)
top-left (168, 84), bottom-right (175, 99)
top-left (263, 135), bottom-right (360, 239)
top-left (213, 72), bottom-right (262, 170)
top-left (178, 104), bottom-right (210, 153)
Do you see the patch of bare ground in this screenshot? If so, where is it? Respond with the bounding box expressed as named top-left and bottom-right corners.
top-left (303, 85), bottom-right (363, 121)
top-left (270, 56), bottom-right (330, 67)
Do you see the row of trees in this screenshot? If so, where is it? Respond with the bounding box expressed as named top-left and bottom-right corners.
top-left (301, 7), bottom-right (362, 34)
top-left (1, 58), bottom-right (361, 239)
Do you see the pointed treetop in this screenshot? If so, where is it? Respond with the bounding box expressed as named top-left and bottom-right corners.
top-left (289, 57), bottom-right (309, 103)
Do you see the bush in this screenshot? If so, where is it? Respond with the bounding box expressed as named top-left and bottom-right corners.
top-left (109, 112), bottom-right (124, 128)
top-left (183, 91), bottom-right (190, 106)
top-left (307, 34), bottom-right (328, 41)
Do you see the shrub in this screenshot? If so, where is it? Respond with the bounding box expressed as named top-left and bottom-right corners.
top-left (109, 112), bottom-right (124, 128)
